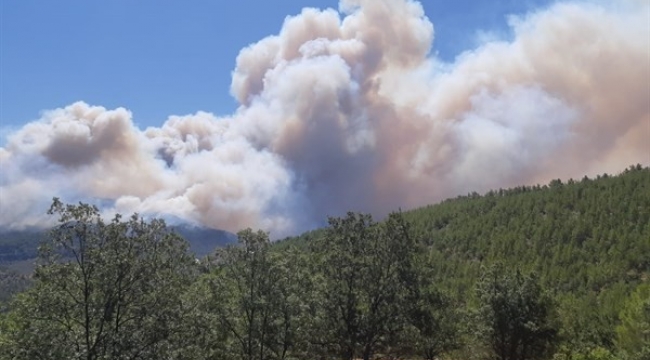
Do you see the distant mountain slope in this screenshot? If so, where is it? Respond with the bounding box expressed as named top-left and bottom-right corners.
top-left (0, 224), bottom-right (235, 264)
top-left (0, 229), bottom-right (45, 264)
top-left (172, 225), bottom-right (236, 257)
top-left (0, 266), bottom-right (30, 310)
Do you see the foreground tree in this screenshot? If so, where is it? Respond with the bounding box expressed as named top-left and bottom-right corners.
top-left (311, 212), bottom-right (421, 360)
top-left (1, 199), bottom-right (196, 360)
top-left (193, 229), bottom-right (308, 360)
top-left (401, 270), bottom-right (462, 359)
top-left (476, 264), bottom-right (559, 360)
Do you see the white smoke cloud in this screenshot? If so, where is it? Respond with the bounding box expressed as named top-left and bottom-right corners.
top-left (1, 0), bottom-right (648, 237)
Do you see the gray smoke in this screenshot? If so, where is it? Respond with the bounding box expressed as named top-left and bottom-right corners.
top-left (1, 0), bottom-right (648, 236)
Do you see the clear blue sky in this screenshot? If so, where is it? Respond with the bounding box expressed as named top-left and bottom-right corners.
top-left (1, 0), bottom-right (553, 130)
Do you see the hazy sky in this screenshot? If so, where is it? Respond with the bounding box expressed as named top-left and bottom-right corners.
top-left (1, 0), bottom-right (554, 128)
top-left (0, 0), bottom-right (648, 236)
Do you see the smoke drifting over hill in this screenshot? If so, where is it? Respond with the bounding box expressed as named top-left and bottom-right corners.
top-left (1, 0), bottom-right (648, 236)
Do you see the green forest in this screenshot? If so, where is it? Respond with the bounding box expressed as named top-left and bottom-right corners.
top-left (0, 165), bottom-right (648, 360)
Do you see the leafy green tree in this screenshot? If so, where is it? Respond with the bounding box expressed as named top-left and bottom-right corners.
top-left (401, 284), bottom-right (462, 360)
top-left (1, 198), bottom-right (196, 360)
top-left (311, 212), bottom-right (420, 360)
top-left (476, 264), bottom-right (559, 360)
top-left (197, 228), bottom-right (306, 360)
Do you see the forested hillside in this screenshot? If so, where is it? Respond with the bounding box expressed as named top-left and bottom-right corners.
top-left (276, 164), bottom-right (650, 359)
top-left (0, 165), bottom-right (648, 360)
top-left (414, 164), bottom-right (649, 356)
top-left (400, 164), bottom-right (650, 355)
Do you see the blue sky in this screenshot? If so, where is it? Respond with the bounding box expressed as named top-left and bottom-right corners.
top-left (1, 0), bottom-right (553, 130)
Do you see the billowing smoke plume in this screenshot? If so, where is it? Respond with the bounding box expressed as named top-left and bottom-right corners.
top-left (1, 0), bottom-right (648, 236)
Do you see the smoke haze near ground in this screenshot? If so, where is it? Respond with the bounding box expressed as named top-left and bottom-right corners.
top-left (1, 0), bottom-right (649, 236)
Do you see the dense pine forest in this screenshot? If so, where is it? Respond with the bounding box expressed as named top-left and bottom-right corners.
top-left (0, 165), bottom-right (648, 360)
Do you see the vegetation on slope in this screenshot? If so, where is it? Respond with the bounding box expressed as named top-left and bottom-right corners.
top-left (0, 164), bottom-right (648, 359)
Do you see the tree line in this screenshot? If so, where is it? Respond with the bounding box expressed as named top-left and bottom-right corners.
top-left (0, 164), bottom-right (648, 359)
